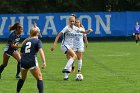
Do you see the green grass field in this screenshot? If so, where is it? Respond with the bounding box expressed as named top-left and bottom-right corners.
top-left (0, 41), bottom-right (140, 93)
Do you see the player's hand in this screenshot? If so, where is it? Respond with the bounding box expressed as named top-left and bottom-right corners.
top-left (133, 33), bottom-right (135, 36)
top-left (88, 29), bottom-right (93, 32)
top-left (86, 42), bottom-right (88, 48)
top-left (42, 62), bottom-right (46, 69)
top-left (51, 45), bottom-right (55, 51)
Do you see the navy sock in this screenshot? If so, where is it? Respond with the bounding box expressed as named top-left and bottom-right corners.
top-left (37, 80), bottom-right (44, 93)
top-left (0, 64), bottom-right (5, 73)
top-left (16, 62), bottom-right (21, 75)
top-left (136, 40), bottom-right (138, 43)
top-left (17, 79), bottom-right (24, 92)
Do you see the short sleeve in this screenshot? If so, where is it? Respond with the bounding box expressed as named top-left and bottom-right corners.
top-left (37, 27), bottom-right (40, 32)
top-left (76, 26), bottom-right (85, 33)
top-left (9, 32), bottom-right (16, 44)
top-left (61, 26), bottom-right (68, 33)
top-left (37, 40), bottom-right (42, 49)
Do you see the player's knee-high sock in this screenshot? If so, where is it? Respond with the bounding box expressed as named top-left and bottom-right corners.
top-left (64, 58), bottom-right (74, 70)
top-left (37, 80), bottom-right (44, 93)
top-left (16, 79), bottom-right (24, 92)
top-left (78, 60), bottom-right (82, 72)
top-left (0, 64), bottom-right (6, 73)
top-left (136, 39), bottom-right (138, 43)
top-left (72, 61), bottom-right (75, 68)
top-left (16, 61), bottom-right (21, 75)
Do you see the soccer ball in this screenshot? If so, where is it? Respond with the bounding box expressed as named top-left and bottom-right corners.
top-left (75, 73), bottom-right (83, 81)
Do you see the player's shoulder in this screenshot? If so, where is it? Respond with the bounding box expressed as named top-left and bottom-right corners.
top-left (9, 31), bottom-right (16, 37)
top-left (61, 25), bottom-right (69, 32)
top-left (64, 25), bottom-right (70, 29)
top-left (26, 37), bottom-right (39, 42)
top-left (74, 25), bottom-right (81, 30)
top-left (79, 27), bottom-right (85, 31)
top-left (10, 31), bottom-right (16, 35)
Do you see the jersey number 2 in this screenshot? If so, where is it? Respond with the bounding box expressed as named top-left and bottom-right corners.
top-left (25, 42), bottom-right (31, 53)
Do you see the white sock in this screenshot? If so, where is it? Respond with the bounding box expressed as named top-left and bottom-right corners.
top-left (64, 58), bottom-right (74, 70)
top-left (78, 60), bottom-right (82, 71)
top-left (64, 73), bottom-right (69, 78)
top-left (68, 65), bottom-right (72, 72)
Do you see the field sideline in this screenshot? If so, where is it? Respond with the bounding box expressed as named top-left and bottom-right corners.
top-left (0, 41), bottom-right (140, 93)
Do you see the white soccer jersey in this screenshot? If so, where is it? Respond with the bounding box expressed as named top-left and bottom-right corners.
top-left (73, 27), bottom-right (86, 49)
top-left (32, 26), bottom-right (40, 32)
top-left (61, 25), bottom-right (81, 48)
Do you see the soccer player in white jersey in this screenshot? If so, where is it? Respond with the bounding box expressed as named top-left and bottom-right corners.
top-left (51, 16), bottom-right (92, 80)
top-left (73, 19), bottom-right (89, 74)
top-left (32, 21), bottom-right (42, 38)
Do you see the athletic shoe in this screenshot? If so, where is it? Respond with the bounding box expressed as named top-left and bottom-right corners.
top-left (16, 74), bottom-right (21, 79)
top-left (62, 69), bottom-right (70, 73)
top-left (63, 78), bottom-right (68, 80)
top-left (78, 71), bottom-right (81, 74)
top-left (71, 67), bottom-right (75, 72)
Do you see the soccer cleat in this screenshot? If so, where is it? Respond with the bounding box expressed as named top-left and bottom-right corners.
top-left (71, 67), bottom-right (75, 72)
top-left (63, 78), bottom-right (68, 80)
top-left (62, 69), bottom-right (70, 73)
top-left (16, 74), bottom-right (21, 79)
top-left (78, 70), bottom-right (81, 74)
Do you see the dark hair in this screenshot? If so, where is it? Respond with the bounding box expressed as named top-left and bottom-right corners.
top-left (9, 22), bottom-right (22, 31)
top-left (71, 14), bottom-right (77, 19)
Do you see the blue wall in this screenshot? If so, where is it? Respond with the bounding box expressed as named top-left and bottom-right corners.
top-left (0, 12), bottom-right (139, 38)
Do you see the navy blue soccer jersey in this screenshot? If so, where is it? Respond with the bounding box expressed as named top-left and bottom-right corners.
top-left (21, 38), bottom-right (42, 55)
top-left (4, 31), bottom-right (21, 56)
top-left (8, 31), bottom-right (21, 50)
top-left (20, 38), bottom-right (42, 69)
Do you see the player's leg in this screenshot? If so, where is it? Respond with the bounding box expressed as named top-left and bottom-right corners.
top-left (71, 51), bottom-right (77, 72)
top-left (61, 45), bottom-right (77, 80)
top-left (66, 54), bottom-right (75, 72)
top-left (63, 73), bottom-right (69, 80)
top-left (63, 54), bottom-right (71, 80)
top-left (61, 45), bottom-right (77, 73)
top-left (63, 48), bottom-right (77, 73)
top-left (30, 67), bottom-right (44, 93)
top-left (63, 49), bottom-right (77, 80)
top-left (71, 62), bottom-right (75, 72)
top-left (12, 51), bottom-right (21, 78)
top-left (0, 53), bottom-right (10, 79)
top-left (135, 34), bottom-right (138, 44)
top-left (16, 69), bottom-right (28, 93)
top-left (138, 34), bottom-right (140, 43)
top-left (77, 51), bottom-right (83, 73)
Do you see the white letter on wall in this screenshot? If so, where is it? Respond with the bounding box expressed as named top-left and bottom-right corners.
top-left (60, 16), bottom-right (69, 25)
top-left (79, 15), bottom-right (92, 29)
top-left (95, 15), bottom-right (111, 34)
top-left (42, 16), bottom-right (57, 35)
top-left (0, 17), bottom-right (7, 35)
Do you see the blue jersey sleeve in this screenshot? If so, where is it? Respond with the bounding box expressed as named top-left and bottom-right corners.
top-left (8, 32), bottom-right (16, 44)
top-left (38, 40), bottom-right (42, 49)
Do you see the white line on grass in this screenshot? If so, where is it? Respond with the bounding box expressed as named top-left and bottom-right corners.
top-left (97, 53), bottom-right (130, 57)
